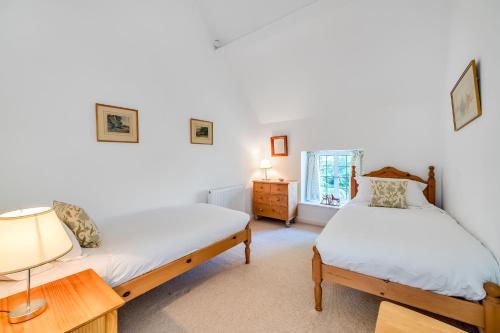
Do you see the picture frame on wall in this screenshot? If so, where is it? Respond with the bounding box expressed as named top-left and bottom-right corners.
top-left (450, 60), bottom-right (482, 131)
top-left (96, 103), bottom-right (139, 143)
top-left (271, 135), bottom-right (288, 156)
top-left (190, 118), bottom-right (213, 145)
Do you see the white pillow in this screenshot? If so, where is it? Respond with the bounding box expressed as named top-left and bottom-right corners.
top-left (58, 221), bottom-right (85, 262)
top-left (352, 176), bottom-right (429, 207)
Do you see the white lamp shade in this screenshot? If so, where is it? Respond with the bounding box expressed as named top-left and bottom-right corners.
top-left (0, 207), bottom-right (73, 274)
top-left (260, 159), bottom-right (272, 169)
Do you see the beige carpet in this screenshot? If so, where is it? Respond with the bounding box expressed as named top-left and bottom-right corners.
top-left (119, 220), bottom-right (476, 333)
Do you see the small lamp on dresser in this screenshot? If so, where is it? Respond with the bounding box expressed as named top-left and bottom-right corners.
top-left (0, 207), bottom-right (72, 323)
top-left (260, 159), bottom-right (272, 180)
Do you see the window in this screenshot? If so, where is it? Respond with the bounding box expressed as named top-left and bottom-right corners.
top-left (318, 152), bottom-right (352, 204)
top-left (302, 150), bottom-right (362, 206)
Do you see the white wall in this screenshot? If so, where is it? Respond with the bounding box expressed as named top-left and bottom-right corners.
top-left (0, 0), bottom-right (264, 221)
top-left (217, 0), bottom-right (451, 223)
top-left (442, 0), bottom-right (500, 261)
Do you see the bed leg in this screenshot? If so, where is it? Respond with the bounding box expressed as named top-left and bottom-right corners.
top-left (313, 246), bottom-right (323, 312)
top-left (484, 282), bottom-right (500, 333)
top-left (244, 225), bottom-right (251, 264)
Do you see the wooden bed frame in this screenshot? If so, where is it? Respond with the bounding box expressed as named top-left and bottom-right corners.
top-left (114, 224), bottom-right (251, 302)
top-left (312, 166), bottom-right (500, 333)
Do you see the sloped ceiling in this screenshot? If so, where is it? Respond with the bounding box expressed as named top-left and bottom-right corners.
top-left (195, 0), bottom-right (317, 47)
top-left (209, 0), bottom-right (451, 124)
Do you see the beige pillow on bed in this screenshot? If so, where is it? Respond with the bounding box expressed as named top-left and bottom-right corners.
top-left (369, 180), bottom-right (408, 209)
top-left (53, 201), bottom-right (101, 248)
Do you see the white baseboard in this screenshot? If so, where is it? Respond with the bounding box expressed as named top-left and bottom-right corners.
top-left (296, 217), bottom-right (327, 227)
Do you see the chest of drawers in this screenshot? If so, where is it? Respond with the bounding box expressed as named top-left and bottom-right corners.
top-left (253, 180), bottom-right (298, 227)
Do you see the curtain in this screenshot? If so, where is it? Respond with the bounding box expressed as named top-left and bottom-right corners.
top-left (305, 152), bottom-right (320, 202)
top-left (351, 150), bottom-right (364, 175)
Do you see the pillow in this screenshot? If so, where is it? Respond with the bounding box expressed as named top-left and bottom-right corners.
top-left (352, 176), bottom-right (429, 207)
top-left (369, 180), bottom-right (408, 209)
top-left (53, 201), bottom-right (101, 248)
top-left (405, 180), bottom-right (429, 207)
top-left (57, 221), bottom-right (85, 262)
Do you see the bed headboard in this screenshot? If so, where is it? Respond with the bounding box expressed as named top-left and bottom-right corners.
top-left (350, 166), bottom-right (436, 205)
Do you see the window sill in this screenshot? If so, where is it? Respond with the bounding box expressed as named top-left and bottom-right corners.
top-left (299, 201), bottom-right (345, 209)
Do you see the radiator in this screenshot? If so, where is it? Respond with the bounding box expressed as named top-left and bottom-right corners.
top-left (208, 185), bottom-right (245, 212)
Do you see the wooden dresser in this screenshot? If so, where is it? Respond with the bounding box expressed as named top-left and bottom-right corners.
top-left (253, 180), bottom-right (298, 227)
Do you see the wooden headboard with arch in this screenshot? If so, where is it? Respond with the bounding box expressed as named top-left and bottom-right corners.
top-left (350, 166), bottom-right (436, 205)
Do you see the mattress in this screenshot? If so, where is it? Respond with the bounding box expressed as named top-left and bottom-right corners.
top-left (0, 203), bottom-right (249, 299)
top-left (315, 202), bottom-right (500, 301)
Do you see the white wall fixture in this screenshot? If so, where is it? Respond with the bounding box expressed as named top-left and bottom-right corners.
top-left (208, 185), bottom-right (245, 212)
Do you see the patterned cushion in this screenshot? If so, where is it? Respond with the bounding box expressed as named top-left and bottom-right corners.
top-left (53, 201), bottom-right (101, 248)
top-left (369, 180), bottom-right (408, 209)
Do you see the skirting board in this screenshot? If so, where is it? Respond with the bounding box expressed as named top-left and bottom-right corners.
top-left (296, 217), bottom-right (327, 227)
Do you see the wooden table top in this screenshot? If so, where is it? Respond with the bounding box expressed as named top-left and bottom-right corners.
top-left (0, 269), bottom-right (124, 333)
top-left (252, 179), bottom-right (297, 184)
top-left (375, 301), bottom-right (466, 333)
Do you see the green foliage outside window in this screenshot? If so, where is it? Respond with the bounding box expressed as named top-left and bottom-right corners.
top-left (319, 154), bottom-right (352, 204)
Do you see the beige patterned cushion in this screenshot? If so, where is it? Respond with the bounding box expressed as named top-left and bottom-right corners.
top-left (369, 180), bottom-right (408, 209)
top-left (53, 201), bottom-right (101, 248)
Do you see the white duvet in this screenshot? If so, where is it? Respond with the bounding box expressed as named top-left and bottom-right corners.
top-left (0, 204), bottom-right (249, 299)
top-left (316, 202), bottom-right (500, 300)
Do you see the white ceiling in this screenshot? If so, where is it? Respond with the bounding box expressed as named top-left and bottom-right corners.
top-left (195, 0), bottom-right (318, 47)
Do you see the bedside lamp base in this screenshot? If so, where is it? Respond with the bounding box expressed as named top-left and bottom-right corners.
top-left (8, 298), bottom-right (47, 324)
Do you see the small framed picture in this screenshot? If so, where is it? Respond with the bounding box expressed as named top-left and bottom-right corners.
top-left (96, 103), bottom-right (139, 143)
top-left (190, 118), bottom-right (213, 145)
top-left (450, 60), bottom-right (482, 131)
top-left (271, 136), bottom-right (288, 156)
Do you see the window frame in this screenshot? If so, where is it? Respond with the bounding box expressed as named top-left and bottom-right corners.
top-left (314, 150), bottom-right (354, 205)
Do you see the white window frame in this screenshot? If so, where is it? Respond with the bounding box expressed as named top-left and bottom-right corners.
top-left (301, 150), bottom-right (354, 206)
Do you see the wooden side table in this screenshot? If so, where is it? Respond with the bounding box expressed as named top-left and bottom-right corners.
top-left (0, 269), bottom-right (124, 333)
top-left (375, 301), bottom-right (466, 333)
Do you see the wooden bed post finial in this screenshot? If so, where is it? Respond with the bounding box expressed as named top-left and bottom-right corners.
top-left (484, 282), bottom-right (500, 333)
top-left (427, 166), bottom-right (436, 205)
top-left (312, 246), bottom-right (323, 311)
top-left (351, 165), bottom-right (358, 200)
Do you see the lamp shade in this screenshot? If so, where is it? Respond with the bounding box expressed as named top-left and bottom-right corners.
top-left (260, 159), bottom-right (272, 169)
top-left (0, 207), bottom-right (72, 275)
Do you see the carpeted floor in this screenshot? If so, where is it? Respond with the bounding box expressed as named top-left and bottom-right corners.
top-left (119, 220), bottom-right (476, 333)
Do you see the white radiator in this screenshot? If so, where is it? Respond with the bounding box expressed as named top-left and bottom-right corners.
top-left (208, 185), bottom-right (245, 212)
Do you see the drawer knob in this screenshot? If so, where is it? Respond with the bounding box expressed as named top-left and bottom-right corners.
top-left (259, 208), bottom-right (263, 212)
top-left (122, 291), bottom-right (131, 298)
top-left (232, 235), bottom-right (237, 240)
top-left (186, 258), bottom-right (192, 264)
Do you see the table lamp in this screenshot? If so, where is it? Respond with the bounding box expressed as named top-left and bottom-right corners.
top-left (0, 207), bottom-right (72, 323)
top-left (260, 159), bottom-right (272, 180)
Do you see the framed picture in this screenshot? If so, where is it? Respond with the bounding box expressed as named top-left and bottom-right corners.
top-left (96, 103), bottom-right (139, 143)
top-left (271, 135), bottom-right (288, 156)
top-left (190, 118), bottom-right (213, 145)
top-left (450, 60), bottom-right (482, 131)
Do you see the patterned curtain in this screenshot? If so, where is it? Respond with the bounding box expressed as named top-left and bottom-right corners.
top-left (305, 152), bottom-right (320, 202)
top-left (351, 150), bottom-right (364, 175)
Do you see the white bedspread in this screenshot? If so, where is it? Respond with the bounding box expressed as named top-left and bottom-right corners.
top-left (315, 203), bottom-right (500, 300)
top-left (0, 204), bottom-right (249, 298)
